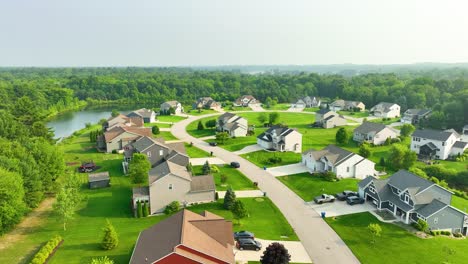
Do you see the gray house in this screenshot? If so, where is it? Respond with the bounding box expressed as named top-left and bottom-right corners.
top-left (314, 109), bottom-right (347, 128)
top-left (353, 122), bottom-right (399, 145)
top-left (88, 172), bottom-right (110, 189)
top-left (127, 108), bottom-right (157, 123)
top-left (359, 170), bottom-right (468, 235)
top-left (401, 109), bottom-right (432, 124)
top-left (295, 96), bottom-right (321, 108)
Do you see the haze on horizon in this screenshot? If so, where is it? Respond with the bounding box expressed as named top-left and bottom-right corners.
top-left (1, 0), bottom-right (468, 67)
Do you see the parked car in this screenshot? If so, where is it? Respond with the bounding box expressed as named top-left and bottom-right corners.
top-left (346, 196), bottom-right (365, 205)
top-left (314, 194), bottom-right (335, 204)
top-left (335, 190), bottom-right (358, 201)
top-left (230, 161), bottom-right (240, 168)
top-left (233, 230), bottom-right (254, 240)
top-left (236, 238), bottom-right (262, 251)
top-left (79, 161), bottom-right (97, 173)
top-left (209, 141), bottom-right (218, 146)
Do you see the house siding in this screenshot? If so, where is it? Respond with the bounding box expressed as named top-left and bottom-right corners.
top-left (106, 131), bottom-right (139, 153)
top-left (150, 175), bottom-right (192, 214)
top-left (426, 207), bottom-right (465, 232)
top-left (410, 133), bottom-right (458, 160)
top-left (155, 253), bottom-right (201, 264)
top-left (284, 131), bottom-right (302, 153)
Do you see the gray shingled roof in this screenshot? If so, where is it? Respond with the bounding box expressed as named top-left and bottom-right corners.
top-left (387, 170), bottom-right (433, 194)
top-left (412, 129), bottom-right (456, 142)
top-left (191, 175), bottom-right (215, 192)
top-left (317, 108), bottom-right (331, 115)
top-left (415, 199), bottom-right (447, 218)
top-left (354, 122), bottom-right (387, 135)
top-left (453, 141), bottom-right (468, 149)
top-left (303, 145), bottom-right (356, 166)
top-left (358, 176), bottom-right (375, 188)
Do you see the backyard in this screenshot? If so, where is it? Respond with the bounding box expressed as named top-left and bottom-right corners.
top-left (326, 212), bottom-right (468, 264)
top-left (338, 110), bottom-right (370, 118)
top-left (192, 165), bottom-right (257, 191)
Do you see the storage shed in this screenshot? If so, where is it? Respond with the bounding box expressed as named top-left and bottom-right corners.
top-left (88, 172), bottom-right (110, 189)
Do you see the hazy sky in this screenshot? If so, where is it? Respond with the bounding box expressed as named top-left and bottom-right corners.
top-left (1, 0), bottom-right (468, 66)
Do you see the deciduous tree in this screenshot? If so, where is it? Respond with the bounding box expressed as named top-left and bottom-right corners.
top-left (335, 127), bottom-right (349, 145)
top-left (260, 242), bottom-right (291, 264)
top-left (128, 153), bottom-right (151, 184)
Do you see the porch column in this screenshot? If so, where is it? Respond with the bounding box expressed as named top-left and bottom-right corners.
top-left (393, 206), bottom-right (397, 216)
top-left (405, 212), bottom-right (410, 224)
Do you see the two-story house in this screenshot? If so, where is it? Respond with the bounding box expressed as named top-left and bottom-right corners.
top-left (329, 99), bottom-right (365, 112)
top-left (295, 96), bottom-right (321, 108)
top-left (97, 126), bottom-right (152, 153)
top-left (370, 102), bottom-right (400, 118)
top-left (233, 95), bottom-right (260, 107)
top-left (314, 109), bottom-right (347, 129)
top-left (401, 109), bottom-right (432, 124)
top-left (302, 145), bottom-right (375, 179)
top-left (193, 97), bottom-right (222, 110)
top-left (257, 125), bottom-right (302, 153)
top-left (102, 114), bottom-right (144, 131)
top-left (160, 100), bottom-right (184, 115)
top-left (127, 108), bottom-right (157, 123)
top-left (411, 129), bottom-right (467, 160)
top-left (359, 170), bottom-right (468, 235)
top-left (216, 112), bottom-right (248, 137)
top-left (353, 122), bottom-right (399, 145)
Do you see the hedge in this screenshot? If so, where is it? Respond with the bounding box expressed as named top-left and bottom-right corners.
top-left (30, 236), bottom-right (63, 264)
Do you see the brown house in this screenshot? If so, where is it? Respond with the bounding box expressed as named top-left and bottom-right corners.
top-left (130, 209), bottom-right (235, 264)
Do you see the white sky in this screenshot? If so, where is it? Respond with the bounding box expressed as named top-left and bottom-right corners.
top-left (1, 0), bottom-right (468, 66)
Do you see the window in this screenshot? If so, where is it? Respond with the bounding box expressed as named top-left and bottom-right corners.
top-left (369, 186), bottom-right (376, 194)
top-left (147, 151), bottom-right (151, 157)
top-left (168, 184), bottom-right (173, 190)
top-left (434, 217), bottom-right (438, 224)
top-left (159, 150), bottom-right (164, 156)
top-left (442, 142), bottom-right (446, 146)
top-left (404, 194), bottom-right (410, 204)
top-left (389, 202), bottom-right (394, 207)
top-left (346, 167), bottom-right (350, 172)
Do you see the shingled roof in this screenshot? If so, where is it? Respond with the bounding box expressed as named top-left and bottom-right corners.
top-left (412, 129), bottom-right (458, 142)
top-left (354, 122), bottom-right (388, 135)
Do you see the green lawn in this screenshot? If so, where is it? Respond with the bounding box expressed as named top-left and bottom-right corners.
top-left (263, 103), bottom-right (291, 111)
top-left (451, 196), bottom-right (468, 212)
top-left (188, 198), bottom-right (298, 241)
top-left (326, 212), bottom-right (468, 264)
top-left (185, 108), bottom-right (219, 116)
top-left (156, 115), bottom-right (187, 123)
top-left (186, 116), bottom-right (220, 138)
top-left (146, 122), bottom-right (172, 128)
top-left (249, 262), bottom-right (311, 264)
top-left (215, 128), bottom-right (267, 152)
top-left (303, 107), bottom-right (320, 112)
top-left (338, 110), bottom-right (369, 118)
top-left (241, 150), bottom-right (301, 168)
top-left (158, 131), bottom-right (178, 141)
top-left (368, 117), bottom-right (400, 125)
top-left (277, 173), bottom-right (359, 201)
top-left (192, 165), bottom-right (256, 191)
top-left (184, 143), bottom-right (211, 158)
top-left (228, 106), bottom-right (252, 111)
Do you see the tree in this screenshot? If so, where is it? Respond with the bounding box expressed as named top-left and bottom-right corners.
top-left (368, 223), bottom-right (382, 244)
top-left (359, 143), bottom-right (371, 158)
top-left (53, 173), bottom-right (81, 231)
top-left (215, 132), bottom-right (230, 144)
top-left (144, 200), bottom-right (150, 216)
top-left (202, 160), bottom-right (211, 174)
top-left (269, 112), bottom-right (280, 125)
top-left (220, 174), bottom-right (228, 184)
top-left (136, 200), bottom-right (143, 218)
top-left (205, 119), bottom-right (217, 129)
top-left (223, 188), bottom-right (236, 210)
top-left (389, 145), bottom-right (416, 170)
top-left (260, 242), bottom-right (291, 264)
top-left (231, 200), bottom-right (248, 224)
top-left (197, 121), bottom-right (204, 130)
top-left (186, 162), bottom-right (193, 173)
top-left (111, 109), bottom-right (120, 117)
top-left (400, 124), bottom-right (415, 137)
top-left (379, 157), bottom-right (385, 167)
top-left (90, 256), bottom-right (114, 264)
top-left (415, 219), bottom-right (429, 233)
top-left (164, 201), bottom-right (180, 214)
top-left (152, 125), bottom-right (160, 135)
top-left (128, 153), bottom-right (151, 184)
top-left (258, 112), bottom-right (267, 124)
top-left (0, 168), bottom-right (26, 235)
top-left (335, 127), bottom-right (349, 145)
top-left (101, 219), bottom-right (119, 250)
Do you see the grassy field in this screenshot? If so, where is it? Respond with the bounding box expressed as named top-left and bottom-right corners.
top-left (184, 143), bottom-right (211, 158)
top-left (156, 115), bottom-right (187, 123)
top-left (147, 122), bottom-right (172, 128)
top-left (227, 106), bottom-right (252, 111)
top-left (264, 103), bottom-right (291, 111)
top-left (189, 198), bottom-right (299, 241)
top-left (215, 128), bottom-right (267, 152)
top-left (326, 212), bottom-right (468, 264)
top-left (277, 173), bottom-right (359, 201)
top-left (186, 115), bottom-right (220, 138)
top-left (369, 117), bottom-right (400, 125)
top-left (158, 131), bottom-right (178, 141)
top-left (185, 108), bottom-right (219, 116)
top-left (303, 107), bottom-right (320, 112)
top-left (192, 165), bottom-right (256, 191)
top-left (241, 150), bottom-right (301, 168)
top-left (338, 111), bottom-right (369, 118)
top-left (451, 196), bottom-right (468, 212)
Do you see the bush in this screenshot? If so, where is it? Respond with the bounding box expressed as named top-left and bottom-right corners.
top-left (320, 171), bottom-right (337, 182)
top-left (152, 125), bottom-right (160, 135)
top-left (136, 200), bottom-right (142, 218)
top-left (164, 201), bottom-right (180, 215)
top-left (101, 220), bottom-right (119, 250)
top-left (442, 231), bottom-right (451, 236)
top-left (90, 256), bottom-right (114, 264)
top-left (142, 201), bottom-right (149, 217)
top-left (220, 174), bottom-right (227, 184)
top-left (210, 165), bottom-right (219, 173)
top-left (453, 232), bottom-right (463, 238)
top-left (414, 219), bottom-right (429, 233)
top-left (30, 236), bottom-right (63, 264)
top-left (111, 149), bottom-right (118, 154)
top-left (391, 137), bottom-right (401, 143)
top-left (215, 192), bottom-right (219, 200)
top-left (267, 156), bottom-right (282, 164)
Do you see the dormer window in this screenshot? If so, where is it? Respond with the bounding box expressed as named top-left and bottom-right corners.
top-left (404, 194), bottom-right (410, 204)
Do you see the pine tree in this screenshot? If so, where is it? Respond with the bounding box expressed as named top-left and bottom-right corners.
top-left (142, 201), bottom-right (149, 217)
top-left (223, 188), bottom-right (236, 210)
top-left (231, 200), bottom-right (247, 224)
top-left (197, 121), bottom-right (204, 130)
top-left (101, 220), bottom-right (119, 250)
top-left (260, 242), bottom-right (291, 264)
top-left (202, 160), bottom-right (211, 174)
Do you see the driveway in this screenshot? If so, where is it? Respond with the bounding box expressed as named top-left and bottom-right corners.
top-left (268, 163), bottom-right (309, 177)
top-left (249, 104), bottom-right (265, 112)
top-left (287, 105), bottom-right (305, 112)
top-left (308, 200), bottom-right (375, 217)
top-left (189, 157), bottom-right (226, 165)
top-left (235, 239), bottom-right (311, 263)
top-left (172, 115), bottom-right (360, 264)
top-left (234, 144), bottom-right (263, 155)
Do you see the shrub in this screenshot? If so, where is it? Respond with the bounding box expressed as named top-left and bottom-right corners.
top-left (142, 201), bottom-right (149, 217)
top-left (197, 121), bottom-right (204, 130)
top-left (391, 137), bottom-right (401, 143)
top-left (90, 256), bottom-right (114, 264)
top-left (442, 231), bottom-right (451, 236)
top-left (223, 188), bottom-right (236, 210)
top-left (111, 149), bottom-right (118, 154)
top-left (136, 200), bottom-right (142, 218)
top-left (210, 165), bottom-right (219, 173)
top-left (414, 219), bottom-right (429, 233)
top-left (164, 201), bottom-right (180, 215)
top-left (101, 220), bottom-right (119, 250)
top-left (220, 174), bottom-right (228, 184)
top-left (152, 125), bottom-right (160, 135)
top-left (453, 232), bottom-right (463, 238)
top-left (30, 236), bottom-right (63, 264)
top-left (320, 171), bottom-right (337, 182)
top-left (267, 156), bottom-right (282, 164)
top-left (215, 192), bottom-right (219, 200)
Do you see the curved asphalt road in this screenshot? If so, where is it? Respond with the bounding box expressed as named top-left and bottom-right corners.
top-left (171, 113), bottom-right (360, 264)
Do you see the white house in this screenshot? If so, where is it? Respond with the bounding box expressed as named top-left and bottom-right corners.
top-left (257, 126), bottom-right (302, 153)
top-left (411, 129), bottom-right (467, 160)
top-left (315, 109), bottom-right (347, 128)
top-left (401, 109), bottom-right (432, 124)
top-left (127, 108), bottom-right (157, 123)
top-left (302, 145), bottom-right (375, 179)
top-left (370, 102), bottom-right (400, 118)
top-left (353, 122), bottom-right (399, 145)
top-left (216, 112), bottom-right (248, 137)
top-left (295, 96), bottom-right (321, 108)
top-left (329, 100), bottom-right (365, 112)
top-left (160, 101), bottom-right (184, 115)
top-left (233, 95), bottom-right (260, 107)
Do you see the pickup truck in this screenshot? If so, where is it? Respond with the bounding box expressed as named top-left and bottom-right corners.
top-left (313, 194), bottom-right (335, 204)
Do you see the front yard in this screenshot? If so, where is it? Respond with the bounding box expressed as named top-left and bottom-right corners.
top-left (192, 165), bottom-right (256, 191)
top-left (186, 115), bottom-right (219, 138)
top-left (184, 143), bottom-right (211, 158)
top-left (337, 110), bottom-right (369, 118)
top-left (326, 212), bottom-right (468, 264)
top-left (277, 173), bottom-right (359, 201)
top-left (156, 115), bottom-right (187, 123)
top-left (241, 150), bottom-right (302, 168)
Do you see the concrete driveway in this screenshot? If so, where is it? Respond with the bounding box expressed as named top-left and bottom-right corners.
top-left (234, 144), bottom-right (263, 155)
top-left (308, 200), bottom-right (375, 217)
top-left (235, 239), bottom-right (312, 263)
top-left (287, 105), bottom-right (305, 112)
top-left (189, 157), bottom-right (226, 165)
top-left (268, 163), bottom-right (309, 177)
top-left (249, 104), bottom-right (265, 111)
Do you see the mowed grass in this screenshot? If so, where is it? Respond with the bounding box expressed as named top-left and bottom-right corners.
top-left (192, 165), bottom-right (256, 191)
top-left (369, 117), bottom-right (400, 125)
top-left (338, 110), bottom-right (369, 118)
top-left (186, 115), bottom-right (220, 138)
top-left (158, 131), bottom-right (178, 141)
top-left (146, 122), bottom-right (172, 128)
top-left (303, 107), bottom-right (320, 112)
top-left (156, 115), bottom-right (187, 123)
top-left (277, 173), bottom-right (360, 201)
top-left (188, 198), bottom-right (299, 241)
top-left (241, 150), bottom-right (302, 168)
top-left (185, 108), bottom-right (219, 116)
top-left (264, 103), bottom-right (291, 111)
top-left (451, 196), bottom-right (468, 212)
top-left (184, 143), bottom-right (211, 158)
top-left (326, 212), bottom-right (468, 264)
top-left (215, 128), bottom-right (267, 152)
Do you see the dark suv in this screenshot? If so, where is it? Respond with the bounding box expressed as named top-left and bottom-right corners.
top-left (230, 161), bottom-right (240, 168)
top-left (234, 230), bottom-right (254, 240)
top-left (346, 196), bottom-right (365, 205)
top-left (209, 141), bottom-right (218, 146)
top-left (335, 190), bottom-right (358, 201)
top-left (236, 238), bottom-right (262, 251)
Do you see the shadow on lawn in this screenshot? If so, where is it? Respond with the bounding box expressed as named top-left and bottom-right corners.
top-left (77, 187), bottom-right (133, 218)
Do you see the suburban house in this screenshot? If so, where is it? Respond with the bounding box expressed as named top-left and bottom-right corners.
top-left (401, 109), bottom-right (432, 124)
top-left (126, 108), bottom-right (157, 123)
top-left (130, 209), bottom-right (235, 264)
top-left (160, 100), bottom-right (184, 115)
top-left (329, 99), bottom-right (365, 112)
top-left (314, 109), bottom-right (347, 128)
top-left (410, 129), bottom-right (468, 160)
top-left (370, 102), bottom-right (400, 118)
top-left (257, 125), bottom-right (302, 153)
top-left (353, 122), bottom-right (399, 145)
top-left (102, 114), bottom-right (144, 131)
top-left (193, 97), bottom-right (222, 110)
top-left (295, 96), bottom-right (321, 108)
top-left (88, 172), bottom-right (110, 189)
top-left (233, 95), bottom-right (260, 107)
top-left (216, 112), bottom-right (248, 137)
top-left (358, 170), bottom-right (468, 235)
top-left (97, 126), bottom-right (152, 153)
top-left (302, 145), bottom-right (375, 179)
top-left (463, 125), bottom-right (468, 142)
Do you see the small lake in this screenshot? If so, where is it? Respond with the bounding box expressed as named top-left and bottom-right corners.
top-left (47, 107), bottom-right (133, 139)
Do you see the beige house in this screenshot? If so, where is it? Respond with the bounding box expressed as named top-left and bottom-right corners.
top-left (102, 114), bottom-right (144, 131)
top-left (127, 108), bottom-right (157, 123)
top-left (329, 99), bottom-right (365, 112)
top-left (193, 97), bottom-right (222, 110)
top-left (370, 102), bottom-right (400, 118)
top-left (353, 122), bottom-right (399, 145)
top-left (315, 109), bottom-right (347, 128)
top-left (160, 100), bottom-right (184, 114)
top-left (257, 125), bottom-right (302, 153)
top-left (216, 112), bottom-right (248, 137)
top-left (98, 126), bottom-right (152, 153)
top-left (233, 95), bottom-right (260, 107)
